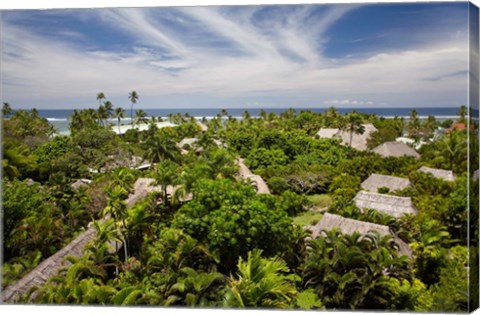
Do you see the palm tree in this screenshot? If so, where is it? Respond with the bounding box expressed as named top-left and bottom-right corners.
top-left (153, 160), bottom-right (181, 206)
top-left (2, 102), bottom-right (13, 116)
top-left (458, 105), bottom-right (468, 123)
top-left (340, 112), bottom-right (365, 148)
top-left (224, 249), bottom-right (297, 308)
top-left (134, 109), bottom-right (149, 125)
top-left (128, 91), bottom-right (139, 126)
top-left (407, 109), bottom-right (421, 140)
top-left (166, 268), bottom-right (225, 306)
top-left (436, 130), bottom-right (467, 173)
top-left (96, 92), bottom-right (105, 106)
top-left (323, 106), bottom-right (342, 128)
top-left (143, 134), bottom-right (180, 164)
top-left (422, 115), bottom-right (437, 139)
top-left (103, 101), bottom-right (114, 123)
top-left (97, 105), bottom-right (108, 126)
top-left (302, 229), bottom-right (411, 309)
top-left (103, 186), bottom-right (129, 263)
top-left (114, 107), bottom-right (125, 133)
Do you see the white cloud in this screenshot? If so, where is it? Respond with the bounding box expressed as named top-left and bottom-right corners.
top-left (1, 6), bottom-right (469, 108)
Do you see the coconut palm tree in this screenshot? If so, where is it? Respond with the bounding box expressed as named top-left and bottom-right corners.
top-left (97, 105), bottom-right (108, 126)
top-left (114, 107), bottom-right (125, 133)
top-left (2, 102), bottom-right (13, 116)
top-left (422, 115), bottom-right (438, 139)
top-left (96, 92), bottom-right (105, 106)
top-left (134, 109), bottom-right (149, 125)
top-left (323, 106), bottom-right (342, 128)
top-left (103, 101), bottom-right (114, 122)
top-left (407, 109), bottom-right (422, 140)
top-left (153, 160), bottom-right (181, 206)
top-left (128, 91), bottom-right (139, 126)
top-left (340, 112), bottom-right (365, 148)
top-left (458, 105), bottom-right (468, 123)
top-left (143, 133), bottom-right (180, 165)
top-left (103, 186), bottom-right (129, 263)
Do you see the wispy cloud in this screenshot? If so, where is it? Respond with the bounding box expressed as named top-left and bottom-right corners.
top-left (1, 4), bottom-right (470, 109)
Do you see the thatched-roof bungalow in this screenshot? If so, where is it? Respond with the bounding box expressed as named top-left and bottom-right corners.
top-left (306, 213), bottom-right (412, 257)
top-left (361, 174), bottom-right (411, 192)
top-left (244, 174), bottom-right (271, 194)
top-left (316, 124), bottom-right (378, 151)
top-left (112, 121), bottom-right (177, 135)
top-left (126, 178), bottom-right (191, 207)
top-left (2, 176), bottom-right (193, 303)
top-left (316, 128), bottom-right (341, 139)
top-left (372, 141), bottom-right (420, 159)
top-left (418, 166), bottom-right (456, 182)
top-left (395, 137), bottom-right (426, 149)
top-left (236, 158), bottom-right (270, 194)
top-left (196, 120), bottom-right (208, 132)
top-left (1, 226), bottom-right (99, 302)
top-left (353, 191), bottom-right (417, 218)
top-left (176, 138), bottom-right (199, 154)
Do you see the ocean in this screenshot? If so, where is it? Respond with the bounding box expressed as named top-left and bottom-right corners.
top-left (17, 107), bottom-right (464, 136)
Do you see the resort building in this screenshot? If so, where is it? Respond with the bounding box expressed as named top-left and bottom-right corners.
top-left (361, 173), bottom-right (411, 193)
top-left (112, 121), bottom-right (177, 135)
top-left (316, 123), bottom-right (378, 151)
top-left (196, 120), bottom-right (208, 132)
top-left (372, 141), bottom-right (420, 159)
top-left (395, 137), bottom-right (426, 149)
top-left (353, 191), bottom-right (417, 218)
top-left (236, 158), bottom-right (270, 194)
top-left (306, 213), bottom-right (412, 257)
top-left (418, 166), bottom-right (456, 182)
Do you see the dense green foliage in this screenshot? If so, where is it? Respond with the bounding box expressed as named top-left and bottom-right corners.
top-left (1, 103), bottom-right (475, 312)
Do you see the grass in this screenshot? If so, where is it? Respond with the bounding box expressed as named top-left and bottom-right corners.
top-left (293, 211), bottom-right (324, 227)
top-left (306, 194), bottom-right (332, 209)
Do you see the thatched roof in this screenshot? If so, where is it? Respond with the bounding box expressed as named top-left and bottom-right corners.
top-left (372, 141), bottom-right (420, 159)
top-left (2, 176), bottom-right (194, 303)
top-left (353, 191), bottom-right (417, 218)
top-left (1, 226), bottom-right (98, 302)
top-left (361, 174), bottom-right (411, 192)
top-left (101, 155), bottom-right (146, 172)
top-left (339, 123), bottom-right (377, 151)
top-left (244, 174), bottom-right (271, 194)
top-left (235, 158), bottom-right (270, 194)
top-left (177, 137), bottom-right (198, 149)
top-left (316, 128), bottom-right (341, 139)
top-left (126, 178), bottom-right (191, 207)
top-left (236, 158), bottom-right (253, 176)
top-left (316, 124), bottom-right (378, 151)
top-left (71, 179), bottom-right (92, 190)
top-left (306, 213), bottom-right (412, 257)
top-left (418, 166), bottom-right (456, 182)
top-left (196, 120), bottom-right (208, 132)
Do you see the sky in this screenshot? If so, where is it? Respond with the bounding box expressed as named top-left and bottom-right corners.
top-left (0, 1), bottom-right (474, 109)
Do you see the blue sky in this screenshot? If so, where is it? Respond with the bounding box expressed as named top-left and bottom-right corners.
top-left (1, 2), bottom-right (472, 109)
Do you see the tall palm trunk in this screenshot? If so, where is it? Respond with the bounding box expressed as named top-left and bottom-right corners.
top-left (131, 104), bottom-right (134, 127)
